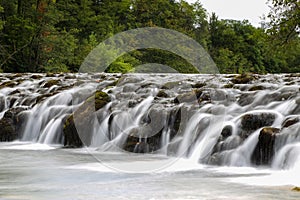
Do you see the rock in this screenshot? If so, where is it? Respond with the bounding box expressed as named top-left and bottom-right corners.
top-left (282, 117), bottom-right (299, 128)
top-left (162, 81), bottom-right (182, 89)
top-left (248, 85), bottom-right (265, 91)
top-left (292, 187), bottom-right (300, 192)
top-left (192, 82), bottom-right (206, 88)
top-left (0, 107), bottom-right (27, 141)
top-left (174, 89), bottom-right (202, 104)
top-left (0, 81), bottom-right (17, 89)
top-left (223, 84), bottom-right (234, 88)
top-left (251, 127), bottom-right (280, 165)
top-left (63, 91), bottom-right (110, 147)
top-left (133, 141), bottom-right (150, 153)
top-left (240, 113), bottom-right (275, 132)
top-left (30, 74), bottom-right (43, 79)
top-left (42, 79), bottom-right (60, 88)
top-left (220, 125), bottom-right (233, 139)
top-left (156, 90), bottom-right (169, 98)
top-left (238, 93), bottom-right (255, 106)
top-left (0, 118), bottom-right (16, 141)
top-left (231, 73), bottom-right (255, 84)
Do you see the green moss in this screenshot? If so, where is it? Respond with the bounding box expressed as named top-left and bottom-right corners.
top-left (156, 90), bottom-right (169, 98)
top-left (231, 73), bottom-right (255, 84)
top-left (0, 81), bottom-right (17, 89)
top-left (249, 85), bottom-right (265, 91)
top-left (43, 79), bottom-right (60, 88)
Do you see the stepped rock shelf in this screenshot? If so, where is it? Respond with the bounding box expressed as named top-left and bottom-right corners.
top-left (0, 73), bottom-right (300, 169)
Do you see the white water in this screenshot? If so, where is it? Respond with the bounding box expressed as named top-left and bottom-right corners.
top-left (0, 73), bottom-right (300, 199)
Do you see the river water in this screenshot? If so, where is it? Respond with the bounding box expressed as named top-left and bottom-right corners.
top-left (0, 142), bottom-right (300, 200)
top-left (0, 73), bottom-right (300, 199)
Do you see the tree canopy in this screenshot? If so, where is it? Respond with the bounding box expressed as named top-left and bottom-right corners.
top-left (0, 0), bottom-right (299, 73)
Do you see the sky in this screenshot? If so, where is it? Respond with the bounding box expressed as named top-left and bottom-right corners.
top-left (187, 0), bottom-right (270, 27)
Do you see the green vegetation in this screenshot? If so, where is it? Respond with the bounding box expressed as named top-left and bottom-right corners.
top-left (0, 0), bottom-right (299, 73)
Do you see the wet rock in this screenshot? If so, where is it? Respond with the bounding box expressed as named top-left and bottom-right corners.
top-left (174, 89), bottom-right (202, 104)
top-left (0, 81), bottom-right (17, 89)
top-left (282, 117), bottom-right (299, 128)
top-left (133, 141), bottom-right (150, 153)
top-left (240, 113), bottom-right (275, 132)
top-left (156, 90), bottom-right (169, 98)
top-left (42, 79), bottom-right (60, 88)
top-left (251, 127), bottom-right (280, 165)
top-left (162, 81), bottom-right (182, 89)
top-left (0, 107), bottom-right (27, 141)
top-left (192, 82), bottom-right (206, 88)
top-left (30, 74), bottom-right (43, 79)
top-left (231, 73), bottom-right (255, 84)
top-left (63, 91), bottom-right (110, 147)
top-left (223, 84), bottom-right (234, 88)
top-left (292, 187), bottom-right (300, 192)
top-left (238, 93), bottom-right (255, 106)
top-left (248, 85), bottom-right (265, 91)
top-left (0, 117), bottom-right (16, 141)
top-left (220, 125), bottom-right (233, 139)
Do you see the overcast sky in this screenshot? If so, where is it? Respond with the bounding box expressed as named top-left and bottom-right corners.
top-left (187, 0), bottom-right (270, 27)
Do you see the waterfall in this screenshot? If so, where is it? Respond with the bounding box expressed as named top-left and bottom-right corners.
top-left (0, 73), bottom-right (300, 170)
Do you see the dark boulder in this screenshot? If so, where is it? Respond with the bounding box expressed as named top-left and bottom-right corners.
top-left (282, 117), bottom-right (299, 128)
top-left (0, 107), bottom-right (27, 141)
top-left (240, 112), bottom-right (275, 133)
top-left (63, 91), bottom-right (110, 148)
top-left (251, 127), bottom-right (280, 165)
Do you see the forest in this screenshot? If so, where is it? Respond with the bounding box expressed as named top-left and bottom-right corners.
top-left (0, 0), bottom-right (299, 74)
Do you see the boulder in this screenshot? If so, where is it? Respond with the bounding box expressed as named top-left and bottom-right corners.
top-left (231, 73), bottom-right (255, 84)
top-left (240, 112), bottom-right (275, 132)
top-left (251, 127), bottom-right (280, 165)
top-left (282, 117), bottom-right (299, 128)
top-left (63, 91), bottom-right (110, 147)
top-left (292, 187), bottom-right (300, 192)
top-left (0, 107), bottom-right (27, 141)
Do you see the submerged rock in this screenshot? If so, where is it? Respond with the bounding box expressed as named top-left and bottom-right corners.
top-left (63, 91), bottom-right (110, 147)
top-left (251, 127), bottom-right (280, 165)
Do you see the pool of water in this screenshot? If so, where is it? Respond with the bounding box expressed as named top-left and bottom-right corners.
top-left (0, 142), bottom-right (299, 200)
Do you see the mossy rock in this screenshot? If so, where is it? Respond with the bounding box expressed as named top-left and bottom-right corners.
top-left (30, 74), bottom-right (43, 79)
top-left (46, 73), bottom-right (56, 77)
top-left (282, 117), bottom-right (299, 128)
top-left (251, 127), bottom-right (280, 165)
top-left (161, 81), bottom-right (182, 89)
top-left (63, 91), bottom-right (111, 148)
top-left (0, 81), bottom-right (17, 89)
top-left (174, 89), bottom-right (202, 104)
top-left (43, 79), bottom-right (60, 88)
top-left (248, 85), bottom-right (265, 91)
top-left (292, 187), bottom-right (300, 192)
top-left (240, 113), bottom-right (275, 131)
top-left (192, 82), bottom-right (206, 88)
top-left (223, 84), bottom-right (234, 88)
top-left (156, 90), bottom-right (169, 98)
top-left (231, 73), bottom-right (255, 84)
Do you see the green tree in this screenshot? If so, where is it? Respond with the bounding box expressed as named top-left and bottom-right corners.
top-left (267, 0), bottom-right (300, 43)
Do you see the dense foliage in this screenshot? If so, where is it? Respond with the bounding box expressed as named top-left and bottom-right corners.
top-left (0, 0), bottom-right (299, 73)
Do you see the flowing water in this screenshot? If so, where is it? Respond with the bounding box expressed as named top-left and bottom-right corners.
top-left (0, 73), bottom-right (300, 199)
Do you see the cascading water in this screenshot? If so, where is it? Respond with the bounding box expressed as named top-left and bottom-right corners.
top-left (0, 73), bottom-right (300, 171)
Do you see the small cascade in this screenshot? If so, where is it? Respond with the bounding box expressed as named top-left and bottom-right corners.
top-left (0, 73), bottom-right (300, 170)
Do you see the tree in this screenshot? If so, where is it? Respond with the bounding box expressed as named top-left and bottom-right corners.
top-left (267, 0), bottom-right (300, 42)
